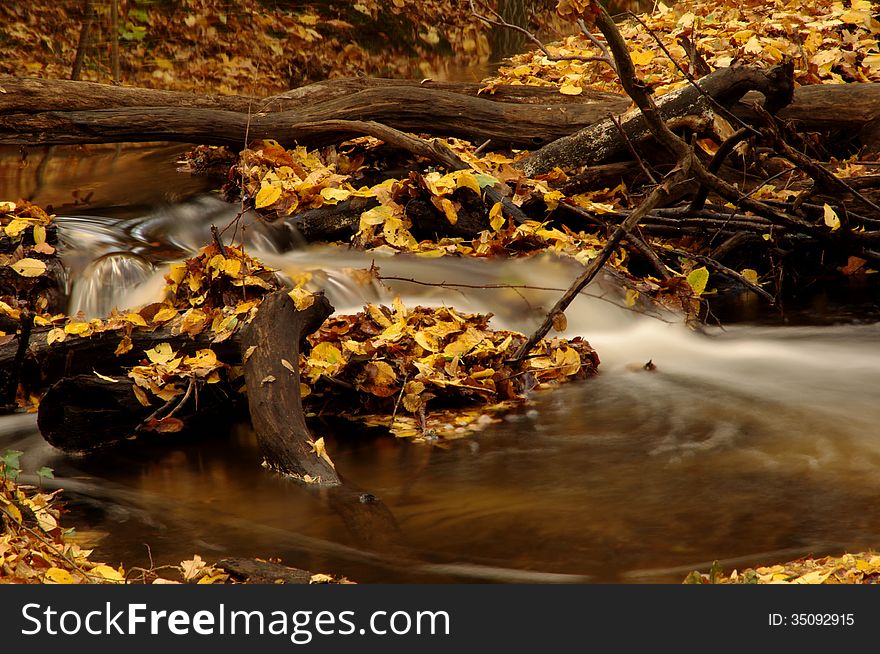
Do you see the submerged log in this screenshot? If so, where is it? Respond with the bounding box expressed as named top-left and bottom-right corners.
top-left (37, 374), bottom-right (230, 453)
top-left (239, 290), bottom-right (340, 485)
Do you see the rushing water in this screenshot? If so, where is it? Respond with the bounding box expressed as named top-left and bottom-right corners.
top-left (2, 145), bottom-right (880, 583)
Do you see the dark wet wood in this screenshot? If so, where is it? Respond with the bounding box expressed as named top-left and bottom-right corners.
top-left (215, 557), bottom-right (314, 584)
top-left (36, 374), bottom-right (229, 452)
top-left (239, 290), bottom-right (340, 484)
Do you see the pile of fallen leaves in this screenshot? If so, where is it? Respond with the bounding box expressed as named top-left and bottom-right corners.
top-left (0, 453), bottom-right (126, 584)
top-left (232, 137), bottom-right (697, 313)
top-left (685, 552), bottom-right (880, 584)
top-left (0, 200), bottom-right (64, 328)
top-left (304, 298), bottom-right (599, 440)
top-left (487, 0), bottom-right (880, 97)
top-left (0, 0), bottom-right (556, 94)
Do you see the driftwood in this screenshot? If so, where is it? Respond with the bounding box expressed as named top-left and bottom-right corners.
top-left (239, 290), bottom-right (340, 485)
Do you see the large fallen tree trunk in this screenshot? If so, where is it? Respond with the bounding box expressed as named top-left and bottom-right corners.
top-left (1, 75), bottom-right (878, 153)
top-left (0, 75), bottom-right (629, 150)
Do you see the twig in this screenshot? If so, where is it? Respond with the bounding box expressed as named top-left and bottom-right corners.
top-left (754, 104), bottom-right (880, 219)
top-left (625, 232), bottom-right (674, 280)
top-left (511, 163), bottom-right (692, 362)
top-left (667, 247), bottom-right (777, 305)
top-left (388, 372), bottom-right (408, 430)
top-left (689, 127), bottom-right (751, 211)
top-left (576, 19), bottom-right (615, 71)
top-left (211, 224), bottom-right (227, 256)
top-left (609, 112), bottom-right (657, 184)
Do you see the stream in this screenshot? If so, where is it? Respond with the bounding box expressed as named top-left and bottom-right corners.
top-left (2, 144), bottom-right (880, 583)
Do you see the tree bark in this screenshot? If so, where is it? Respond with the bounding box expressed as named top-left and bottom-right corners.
top-left (516, 63), bottom-right (795, 176)
top-left (239, 290), bottom-right (340, 485)
top-left (0, 76), bottom-right (629, 149)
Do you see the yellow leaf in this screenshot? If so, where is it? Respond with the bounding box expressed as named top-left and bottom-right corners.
top-left (625, 288), bottom-right (638, 307)
top-left (686, 267), bottom-right (710, 296)
top-left (630, 49), bottom-right (655, 65)
top-left (91, 564), bottom-right (124, 582)
top-left (123, 312), bottom-right (147, 327)
top-left (414, 331), bottom-right (440, 352)
top-left (288, 287), bottom-right (315, 310)
top-left (132, 385), bottom-right (152, 407)
top-left (255, 183), bottom-right (282, 209)
top-left (223, 258), bottom-right (242, 277)
top-left (180, 555), bottom-right (206, 581)
top-left (309, 436), bottom-right (335, 469)
top-left (489, 202), bottom-right (505, 231)
top-left (320, 187), bottom-right (352, 203)
top-left (281, 358), bottom-right (297, 374)
top-left (823, 203), bottom-right (841, 231)
top-left (308, 342), bottom-right (344, 367)
top-left (197, 573), bottom-right (228, 584)
top-left (115, 336), bottom-right (132, 355)
top-left (741, 268), bottom-right (759, 284)
top-left (44, 567), bottom-right (75, 584)
top-left (455, 171), bottom-right (482, 195)
top-left (439, 198), bottom-right (458, 225)
top-left (4, 219), bottom-right (31, 238)
top-left (152, 307), bottom-right (178, 323)
top-left (32, 224), bottom-right (46, 245)
top-left (64, 321), bottom-right (90, 335)
top-left (792, 569), bottom-right (833, 584)
top-left (94, 370), bottom-right (118, 383)
top-left (11, 258), bottom-right (46, 277)
top-left (166, 263), bottom-right (186, 286)
top-left (145, 342), bottom-right (176, 365)
top-left (1, 500), bottom-right (22, 524)
top-left (559, 82), bottom-right (583, 96)
top-left (47, 328), bottom-right (66, 345)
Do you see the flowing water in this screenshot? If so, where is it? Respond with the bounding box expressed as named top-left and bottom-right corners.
top-left (2, 145), bottom-right (880, 583)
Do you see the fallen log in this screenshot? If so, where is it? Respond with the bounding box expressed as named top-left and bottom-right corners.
top-left (0, 75), bottom-right (629, 150)
top-left (516, 63), bottom-right (795, 176)
top-left (239, 290), bottom-right (340, 485)
top-left (37, 374), bottom-right (231, 453)
top-left (2, 321), bottom-right (241, 398)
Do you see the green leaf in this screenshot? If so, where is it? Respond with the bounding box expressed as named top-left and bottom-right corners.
top-left (683, 570), bottom-right (704, 584)
top-left (686, 266), bottom-right (709, 296)
top-left (474, 173), bottom-right (500, 189)
top-left (1, 449), bottom-right (23, 472)
top-left (36, 466), bottom-right (55, 479)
